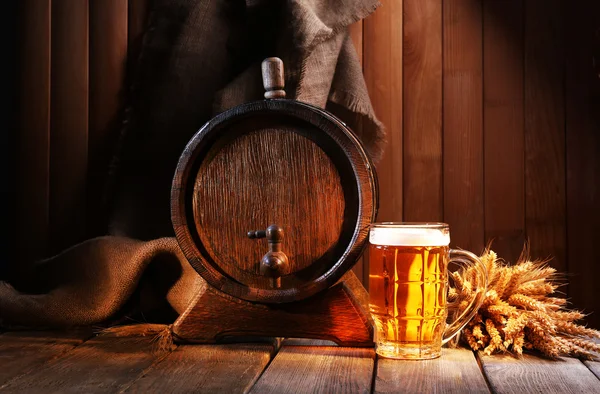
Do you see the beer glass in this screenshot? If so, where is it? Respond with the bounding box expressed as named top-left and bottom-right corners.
top-left (368, 222), bottom-right (487, 360)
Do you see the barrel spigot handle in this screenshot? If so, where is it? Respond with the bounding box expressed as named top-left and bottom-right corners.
top-left (261, 57), bottom-right (286, 99)
top-left (247, 224), bottom-right (289, 288)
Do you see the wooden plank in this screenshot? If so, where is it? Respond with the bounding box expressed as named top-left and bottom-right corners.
top-left (479, 353), bottom-right (600, 394)
top-left (125, 343), bottom-right (277, 393)
top-left (363, 0), bottom-right (403, 290)
top-left (363, 0), bottom-right (403, 223)
top-left (1, 0), bottom-right (19, 278)
top-left (49, 0), bottom-right (89, 254)
top-left (250, 345), bottom-right (375, 393)
top-left (1, 334), bottom-right (167, 393)
top-left (482, 0), bottom-right (525, 264)
top-left (374, 348), bottom-right (490, 393)
top-left (584, 360), bottom-right (600, 381)
top-left (349, 20), bottom-right (363, 68)
top-left (88, 0), bottom-right (128, 236)
top-left (523, 0), bottom-right (566, 272)
top-left (349, 19), bottom-right (364, 282)
top-left (128, 0), bottom-right (149, 48)
top-left (565, 1), bottom-right (600, 329)
top-left (282, 339), bottom-right (338, 346)
top-left (403, 0), bottom-right (443, 222)
top-left (0, 330), bottom-right (92, 387)
top-left (16, 0), bottom-right (51, 265)
top-left (127, 0), bottom-right (149, 74)
top-left (443, 0), bottom-right (484, 255)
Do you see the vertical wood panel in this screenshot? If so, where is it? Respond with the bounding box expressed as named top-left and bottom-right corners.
top-left (363, 0), bottom-right (403, 288)
top-left (524, 0), bottom-right (566, 272)
top-left (403, 0), bottom-right (443, 222)
top-left (127, 0), bottom-right (149, 74)
top-left (443, 0), bottom-right (484, 254)
top-left (364, 0), bottom-right (403, 224)
top-left (50, 0), bottom-right (89, 254)
top-left (349, 21), bottom-right (363, 68)
top-left (89, 0), bottom-right (128, 236)
top-left (16, 0), bottom-right (51, 265)
top-left (565, 1), bottom-right (600, 329)
top-left (1, 1), bottom-right (19, 278)
top-left (483, 0), bottom-right (525, 264)
top-left (349, 20), bottom-right (364, 281)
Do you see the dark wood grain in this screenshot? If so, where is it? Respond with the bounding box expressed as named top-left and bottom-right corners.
top-left (374, 348), bottom-right (490, 393)
top-left (88, 0), bottom-right (128, 236)
top-left (565, 1), bottom-right (600, 329)
top-left (363, 0), bottom-right (403, 223)
top-left (250, 345), bottom-right (375, 393)
top-left (125, 343), bottom-right (277, 393)
top-left (16, 0), bottom-right (51, 265)
top-left (127, 0), bottom-right (149, 74)
top-left (172, 99), bottom-right (377, 303)
top-left (403, 0), bottom-right (443, 222)
top-left (348, 19), bottom-right (365, 283)
top-left (524, 0), bottom-right (566, 272)
top-left (443, 0), bottom-right (485, 255)
top-left (49, 0), bottom-right (89, 254)
top-left (1, 335), bottom-right (168, 393)
top-left (193, 126), bottom-right (344, 281)
top-left (482, 0), bottom-right (525, 264)
top-left (172, 272), bottom-right (374, 347)
top-left (0, 330), bottom-right (92, 387)
top-left (479, 352), bottom-right (600, 394)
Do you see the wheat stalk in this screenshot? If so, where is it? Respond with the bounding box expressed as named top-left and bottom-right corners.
top-left (453, 247), bottom-right (600, 360)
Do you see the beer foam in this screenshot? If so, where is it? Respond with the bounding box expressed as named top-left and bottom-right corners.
top-left (369, 226), bottom-right (450, 246)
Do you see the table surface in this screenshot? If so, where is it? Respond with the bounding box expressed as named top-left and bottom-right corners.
top-left (0, 328), bottom-right (599, 393)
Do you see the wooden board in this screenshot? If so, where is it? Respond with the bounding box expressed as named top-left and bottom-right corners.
top-left (250, 345), bottom-right (375, 393)
top-left (0, 335), bottom-right (166, 393)
top-left (16, 0), bottom-right (51, 265)
top-left (348, 19), bottom-right (364, 283)
top-left (88, 0), bottom-right (128, 236)
top-left (282, 339), bottom-right (338, 346)
top-left (479, 352), bottom-right (600, 394)
top-left (565, 1), bottom-right (600, 329)
top-left (49, 0), bottom-right (89, 254)
top-left (374, 348), bottom-right (490, 393)
top-left (349, 20), bottom-right (363, 68)
top-left (443, 0), bottom-right (484, 255)
top-left (523, 0), bottom-right (566, 272)
top-left (482, 0), bottom-right (525, 264)
top-left (363, 0), bottom-right (403, 224)
top-left (124, 343), bottom-right (277, 393)
top-left (0, 330), bottom-right (91, 387)
top-left (127, 0), bottom-right (149, 73)
top-left (403, 0), bottom-right (443, 222)
top-left (584, 360), bottom-right (600, 381)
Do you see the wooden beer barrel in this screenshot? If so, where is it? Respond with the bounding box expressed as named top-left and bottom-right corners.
top-left (171, 58), bottom-right (378, 304)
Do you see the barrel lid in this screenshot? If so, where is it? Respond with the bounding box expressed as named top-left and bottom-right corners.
top-left (171, 58), bottom-right (378, 303)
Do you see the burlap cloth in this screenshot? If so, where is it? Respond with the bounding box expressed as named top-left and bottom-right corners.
top-left (1, 0), bottom-right (384, 328)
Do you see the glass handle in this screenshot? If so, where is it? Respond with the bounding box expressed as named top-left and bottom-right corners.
top-left (442, 249), bottom-right (488, 345)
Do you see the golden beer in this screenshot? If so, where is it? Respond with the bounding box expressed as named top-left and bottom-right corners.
top-left (369, 223), bottom-right (450, 359)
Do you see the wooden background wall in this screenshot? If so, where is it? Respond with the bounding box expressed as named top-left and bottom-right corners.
top-left (7, 0), bottom-right (600, 328)
top-left (352, 0), bottom-right (600, 329)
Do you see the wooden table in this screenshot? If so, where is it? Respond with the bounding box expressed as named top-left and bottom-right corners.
top-left (1, 329), bottom-right (599, 393)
